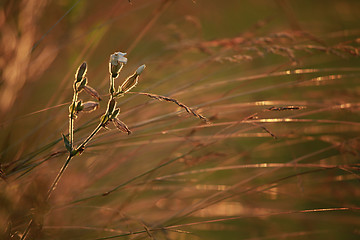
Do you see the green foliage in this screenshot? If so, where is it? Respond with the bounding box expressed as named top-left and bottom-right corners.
top-left (62, 134), bottom-right (71, 153)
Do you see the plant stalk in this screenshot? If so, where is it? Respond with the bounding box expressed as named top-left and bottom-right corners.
top-left (69, 91), bottom-right (78, 149)
top-left (46, 154), bottom-right (72, 200)
top-left (75, 122), bottom-right (103, 152)
top-left (109, 75), bottom-right (115, 96)
top-left (47, 122), bottom-right (103, 199)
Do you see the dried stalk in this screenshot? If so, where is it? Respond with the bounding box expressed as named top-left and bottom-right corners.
top-left (131, 92), bottom-right (209, 123)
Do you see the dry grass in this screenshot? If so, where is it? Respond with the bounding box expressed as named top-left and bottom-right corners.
top-left (1, 0), bottom-right (360, 240)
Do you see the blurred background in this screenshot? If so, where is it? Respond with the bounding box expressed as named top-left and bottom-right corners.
top-left (1, 0), bottom-right (360, 239)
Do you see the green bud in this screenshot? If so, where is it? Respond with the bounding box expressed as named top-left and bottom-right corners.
top-left (75, 62), bottom-right (87, 83)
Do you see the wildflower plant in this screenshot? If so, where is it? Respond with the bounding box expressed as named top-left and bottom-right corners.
top-left (3, 1), bottom-right (359, 240)
top-left (21, 51), bottom-right (208, 239)
top-left (51, 51), bottom-right (208, 197)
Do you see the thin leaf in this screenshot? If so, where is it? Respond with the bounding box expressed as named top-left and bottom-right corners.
top-left (62, 134), bottom-right (72, 152)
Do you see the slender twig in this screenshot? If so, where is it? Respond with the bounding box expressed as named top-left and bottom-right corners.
top-left (94, 207), bottom-right (358, 240)
top-left (109, 75), bottom-right (115, 96)
top-left (46, 122), bottom-right (103, 199)
top-left (46, 155), bottom-right (72, 199)
top-left (46, 76), bottom-right (80, 199)
top-left (19, 219), bottom-right (33, 240)
top-left (75, 122), bottom-right (104, 152)
top-left (129, 92), bottom-right (209, 123)
top-left (21, 123), bottom-right (103, 239)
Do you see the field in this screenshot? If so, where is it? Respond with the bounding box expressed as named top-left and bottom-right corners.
top-left (1, 0), bottom-right (360, 239)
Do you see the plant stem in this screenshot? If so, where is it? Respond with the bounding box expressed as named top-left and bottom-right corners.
top-left (46, 89), bottom-right (79, 198)
top-left (20, 123), bottom-right (103, 240)
top-left (46, 122), bottom-right (103, 200)
top-left (69, 91), bottom-right (78, 149)
top-left (21, 59), bottom-right (122, 240)
top-left (21, 88), bottom-right (80, 240)
top-left (46, 154), bottom-right (73, 200)
top-left (75, 122), bottom-right (103, 152)
top-left (69, 116), bottom-right (74, 149)
top-left (19, 219), bottom-right (33, 240)
top-left (109, 75), bottom-right (115, 96)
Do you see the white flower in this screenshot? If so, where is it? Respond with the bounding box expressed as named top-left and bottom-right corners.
top-left (110, 52), bottom-right (128, 78)
top-left (136, 64), bottom-right (146, 75)
top-left (110, 52), bottom-right (127, 66)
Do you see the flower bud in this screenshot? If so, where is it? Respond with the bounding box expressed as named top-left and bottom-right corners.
top-left (83, 85), bottom-right (101, 101)
top-left (113, 117), bottom-right (131, 135)
top-left (109, 52), bottom-right (127, 78)
top-left (136, 64), bottom-right (146, 75)
top-left (119, 65), bottom-right (145, 93)
top-left (75, 62), bottom-right (87, 83)
top-left (81, 101), bottom-right (99, 113)
top-left (119, 74), bottom-right (137, 93)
